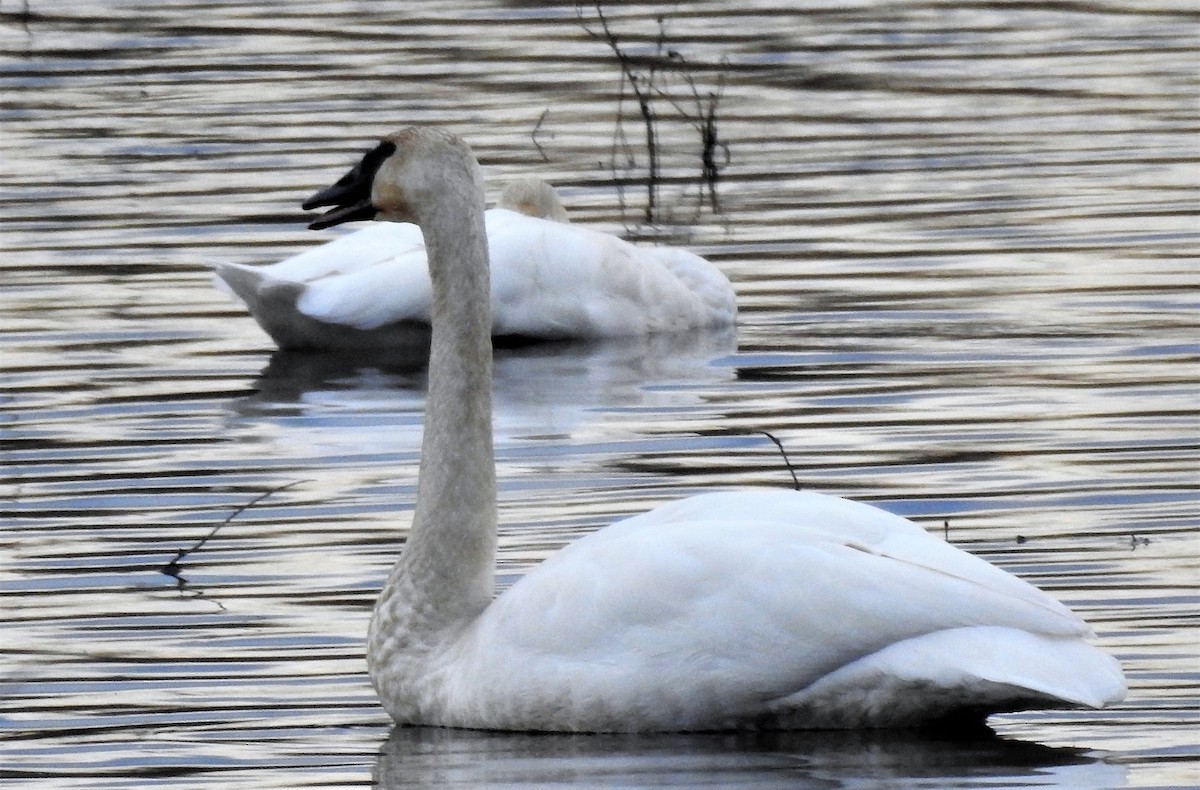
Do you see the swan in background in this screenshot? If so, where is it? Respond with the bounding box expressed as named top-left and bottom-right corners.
top-left (217, 174), bottom-right (736, 351)
top-left (304, 127), bottom-right (1125, 732)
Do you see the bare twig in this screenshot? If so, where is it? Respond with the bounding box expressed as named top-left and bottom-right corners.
top-left (669, 67), bottom-right (729, 211)
top-left (161, 480), bottom-right (307, 581)
top-left (531, 108), bottom-right (551, 162)
top-left (758, 430), bottom-right (801, 491)
top-left (580, 3), bottom-right (663, 223)
top-left (577, 2), bottom-right (729, 224)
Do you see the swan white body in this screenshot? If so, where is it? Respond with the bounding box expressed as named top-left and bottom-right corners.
top-left (303, 128), bottom-right (1125, 733)
top-left (376, 488), bottom-right (1124, 731)
top-left (217, 178), bottom-right (735, 350)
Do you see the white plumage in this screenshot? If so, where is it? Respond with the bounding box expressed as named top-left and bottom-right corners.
top-left (377, 489), bottom-right (1124, 730)
top-left (302, 127), bottom-right (1124, 733)
top-left (216, 177), bottom-right (736, 350)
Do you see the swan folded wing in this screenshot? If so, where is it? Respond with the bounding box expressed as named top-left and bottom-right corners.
top-left (295, 254), bottom-right (434, 329)
top-left (441, 490), bottom-right (1095, 730)
top-left (486, 212), bottom-right (733, 338)
top-left (213, 222), bottom-right (429, 327)
top-left (642, 247), bottom-right (738, 326)
top-left (618, 490), bottom-right (1083, 626)
top-left (264, 221), bottom-right (426, 281)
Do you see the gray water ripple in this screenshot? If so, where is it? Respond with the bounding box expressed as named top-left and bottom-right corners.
top-left (2, 0), bottom-right (1197, 787)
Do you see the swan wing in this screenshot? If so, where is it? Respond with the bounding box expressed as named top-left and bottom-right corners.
top-left (438, 489), bottom-right (1117, 730)
top-left (298, 208), bottom-right (703, 333)
top-left (213, 222), bottom-right (431, 332)
top-left (611, 490), bottom-right (1078, 622)
top-left (485, 210), bottom-right (736, 337)
top-left (262, 221), bottom-right (425, 281)
top-left (293, 256), bottom-right (433, 328)
top-left (218, 210), bottom-right (735, 342)
top-left (642, 247), bottom-right (738, 326)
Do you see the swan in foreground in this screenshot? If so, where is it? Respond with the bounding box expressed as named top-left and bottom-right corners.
top-left (218, 175), bottom-right (736, 350)
top-left (304, 127), bottom-right (1125, 732)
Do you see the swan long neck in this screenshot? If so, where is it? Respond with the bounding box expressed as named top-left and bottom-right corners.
top-left (378, 149), bottom-right (496, 637)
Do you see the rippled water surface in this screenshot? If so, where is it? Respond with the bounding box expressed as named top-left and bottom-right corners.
top-left (2, 2), bottom-right (1197, 788)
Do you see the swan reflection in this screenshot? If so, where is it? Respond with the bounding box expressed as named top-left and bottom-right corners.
top-left (373, 726), bottom-right (1125, 789)
top-left (235, 328), bottom-right (736, 445)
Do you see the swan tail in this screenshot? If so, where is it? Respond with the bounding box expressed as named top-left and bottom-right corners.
top-left (769, 626), bottom-right (1126, 728)
top-left (214, 261), bottom-right (324, 349)
top-left (213, 262), bottom-right (276, 306)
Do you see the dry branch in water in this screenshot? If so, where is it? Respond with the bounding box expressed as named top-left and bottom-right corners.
top-left (757, 430), bottom-right (802, 491)
top-left (577, 2), bottom-right (729, 225)
top-left (161, 480), bottom-right (306, 584)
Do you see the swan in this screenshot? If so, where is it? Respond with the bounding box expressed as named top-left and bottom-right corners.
top-left (217, 173), bottom-right (736, 351)
top-left (304, 127), bottom-right (1126, 732)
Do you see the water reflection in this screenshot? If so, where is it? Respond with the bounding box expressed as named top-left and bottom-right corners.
top-left (3, 0), bottom-right (1197, 786)
top-left (373, 727), bottom-right (1126, 789)
top-left (238, 328), bottom-right (737, 443)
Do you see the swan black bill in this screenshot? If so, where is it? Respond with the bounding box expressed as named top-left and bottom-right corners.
top-left (306, 201), bottom-right (378, 230)
top-left (303, 140), bottom-right (397, 230)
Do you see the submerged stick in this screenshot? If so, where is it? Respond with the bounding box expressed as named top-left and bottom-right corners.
top-left (579, 2), bottom-right (664, 224)
top-left (758, 430), bottom-right (801, 491)
top-left (531, 108), bottom-right (551, 162)
top-left (578, 3), bottom-right (731, 224)
top-left (161, 480), bottom-right (306, 580)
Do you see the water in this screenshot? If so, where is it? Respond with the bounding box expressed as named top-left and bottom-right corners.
top-left (2, 2), bottom-right (1197, 787)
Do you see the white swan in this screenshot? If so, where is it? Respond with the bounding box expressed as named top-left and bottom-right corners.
top-left (217, 174), bottom-right (736, 351)
top-left (304, 127), bottom-right (1125, 733)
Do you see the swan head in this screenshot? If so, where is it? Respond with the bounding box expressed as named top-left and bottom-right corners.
top-left (303, 127), bottom-right (481, 230)
top-left (497, 176), bottom-right (569, 223)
